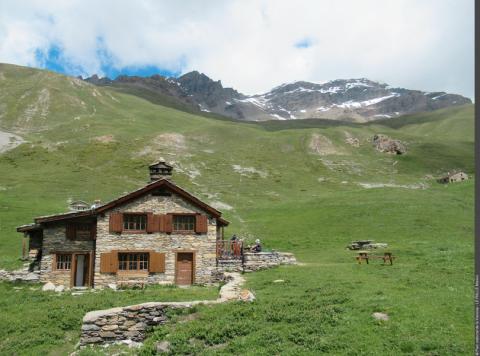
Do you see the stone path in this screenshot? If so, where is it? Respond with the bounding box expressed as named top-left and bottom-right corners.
top-left (80, 272), bottom-right (250, 346)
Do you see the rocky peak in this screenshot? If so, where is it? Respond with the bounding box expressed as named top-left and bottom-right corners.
top-left (82, 72), bottom-right (471, 122)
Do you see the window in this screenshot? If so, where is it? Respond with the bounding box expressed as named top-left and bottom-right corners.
top-left (173, 215), bottom-right (195, 232)
top-left (118, 253), bottom-right (149, 271)
top-left (75, 223), bottom-right (92, 240)
top-left (56, 254), bottom-right (72, 270)
top-left (123, 214), bottom-right (147, 231)
top-left (152, 189), bottom-right (172, 197)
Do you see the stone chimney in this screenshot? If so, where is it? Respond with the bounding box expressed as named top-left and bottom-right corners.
top-left (149, 160), bottom-right (173, 182)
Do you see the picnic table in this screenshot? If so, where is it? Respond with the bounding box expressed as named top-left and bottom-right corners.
top-left (356, 251), bottom-right (395, 265)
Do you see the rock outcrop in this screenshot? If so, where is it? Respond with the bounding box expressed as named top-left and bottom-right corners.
top-left (84, 73), bottom-right (472, 122)
top-left (372, 134), bottom-right (406, 154)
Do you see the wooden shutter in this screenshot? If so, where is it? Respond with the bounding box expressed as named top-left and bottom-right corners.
top-left (109, 212), bottom-right (123, 233)
top-left (90, 222), bottom-right (97, 240)
top-left (66, 223), bottom-right (75, 240)
top-left (146, 212), bottom-right (155, 233)
top-left (195, 215), bottom-right (208, 234)
top-left (165, 214), bottom-right (173, 233)
top-left (52, 253), bottom-right (57, 270)
top-left (154, 214), bottom-right (165, 232)
top-left (149, 252), bottom-right (165, 273)
top-left (100, 251), bottom-right (118, 273)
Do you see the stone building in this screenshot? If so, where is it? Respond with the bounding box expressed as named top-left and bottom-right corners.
top-left (17, 161), bottom-right (230, 288)
top-left (437, 171), bottom-right (469, 184)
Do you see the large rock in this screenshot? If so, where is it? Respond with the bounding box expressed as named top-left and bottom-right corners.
top-left (372, 312), bottom-right (389, 321)
top-left (156, 341), bottom-right (171, 353)
top-left (42, 282), bottom-right (56, 291)
top-left (372, 134), bottom-right (406, 154)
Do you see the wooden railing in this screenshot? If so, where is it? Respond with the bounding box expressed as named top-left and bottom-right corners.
top-left (216, 240), bottom-right (243, 260)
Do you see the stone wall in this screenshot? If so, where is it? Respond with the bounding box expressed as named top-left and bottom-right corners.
top-left (81, 302), bottom-right (188, 345)
top-left (0, 268), bottom-right (40, 282)
top-left (40, 225), bottom-right (94, 286)
top-left (243, 251), bottom-right (297, 271)
top-left (80, 272), bottom-right (246, 346)
top-left (217, 251), bottom-right (297, 272)
top-left (94, 192), bottom-right (218, 288)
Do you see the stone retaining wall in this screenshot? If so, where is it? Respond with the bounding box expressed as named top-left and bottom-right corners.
top-left (80, 272), bottom-right (246, 346)
top-left (0, 268), bottom-right (40, 282)
top-left (217, 251), bottom-right (297, 273)
top-left (243, 251), bottom-right (297, 271)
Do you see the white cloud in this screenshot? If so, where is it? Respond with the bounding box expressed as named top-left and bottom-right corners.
top-left (0, 0), bottom-right (474, 98)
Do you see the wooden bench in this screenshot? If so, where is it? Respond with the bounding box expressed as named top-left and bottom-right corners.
top-left (356, 251), bottom-right (395, 265)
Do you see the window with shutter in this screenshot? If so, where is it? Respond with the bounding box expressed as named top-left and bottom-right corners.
top-left (149, 252), bottom-right (166, 273)
top-left (123, 214), bottom-right (147, 232)
top-left (100, 251), bottom-right (118, 273)
top-left (195, 215), bottom-right (208, 234)
top-left (173, 215), bottom-right (195, 232)
top-left (165, 214), bottom-right (173, 233)
top-left (109, 213), bottom-right (123, 233)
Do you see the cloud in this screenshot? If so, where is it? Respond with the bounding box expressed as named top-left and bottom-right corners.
top-left (0, 0), bottom-right (474, 98)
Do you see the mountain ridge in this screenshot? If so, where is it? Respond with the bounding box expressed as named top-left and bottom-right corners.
top-left (83, 71), bottom-right (471, 122)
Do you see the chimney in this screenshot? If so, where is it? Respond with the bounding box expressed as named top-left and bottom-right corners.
top-left (149, 160), bottom-right (173, 182)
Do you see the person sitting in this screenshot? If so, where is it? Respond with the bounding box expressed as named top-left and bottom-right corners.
top-left (251, 239), bottom-right (262, 252)
top-left (230, 234), bottom-right (239, 256)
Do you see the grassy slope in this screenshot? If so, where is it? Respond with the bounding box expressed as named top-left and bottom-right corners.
top-left (0, 63), bottom-right (474, 355)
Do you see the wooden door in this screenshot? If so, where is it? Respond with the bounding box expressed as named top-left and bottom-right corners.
top-left (73, 254), bottom-right (89, 287)
top-left (176, 253), bottom-right (194, 285)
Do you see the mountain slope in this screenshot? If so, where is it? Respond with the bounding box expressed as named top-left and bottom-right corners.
top-left (84, 71), bottom-right (471, 122)
top-left (0, 63), bottom-right (474, 355)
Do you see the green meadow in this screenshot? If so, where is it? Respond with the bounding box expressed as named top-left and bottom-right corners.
top-left (0, 63), bottom-right (474, 355)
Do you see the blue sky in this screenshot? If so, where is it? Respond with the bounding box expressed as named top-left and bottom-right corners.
top-left (0, 0), bottom-right (474, 97)
top-left (34, 42), bottom-right (179, 79)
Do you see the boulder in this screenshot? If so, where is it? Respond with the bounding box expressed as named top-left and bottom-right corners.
top-left (54, 285), bottom-right (65, 293)
top-left (372, 134), bottom-right (406, 155)
top-left (372, 312), bottom-right (389, 321)
top-left (239, 289), bottom-right (256, 302)
top-left (42, 282), bottom-right (56, 291)
top-left (156, 341), bottom-right (171, 353)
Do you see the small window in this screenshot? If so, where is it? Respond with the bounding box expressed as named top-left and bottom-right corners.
top-left (152, 189), bottom-right (172, 197)
top-left (118, 253), bottom-right (149, 271)
top-left (56, 254), bottom-right (72, 270)
top-left (173, 215), bottom-right (195, 232)
top-left (75, 223), bottom-right (92, 240)
top-left (123, 214), bottom-right (147, 231)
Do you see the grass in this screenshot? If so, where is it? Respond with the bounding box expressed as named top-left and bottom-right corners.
top-left (0, 282), bottom-right (217, 355)
top-left (0, 63), bottom-right (474, 354)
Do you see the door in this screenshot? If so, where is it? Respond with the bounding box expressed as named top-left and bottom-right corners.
top-left (74, 254), bottom-right (89, 287)
top-left (176, 253), bottom-right (194, 285)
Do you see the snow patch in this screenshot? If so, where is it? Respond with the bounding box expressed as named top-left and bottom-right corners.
top-left (345, 81), bottom-right (373, 89)
top-left (432, 93), bottom-right (447, 100)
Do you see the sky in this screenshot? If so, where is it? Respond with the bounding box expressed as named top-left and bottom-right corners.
top-left (0, 0), bottom-right (474, 98)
